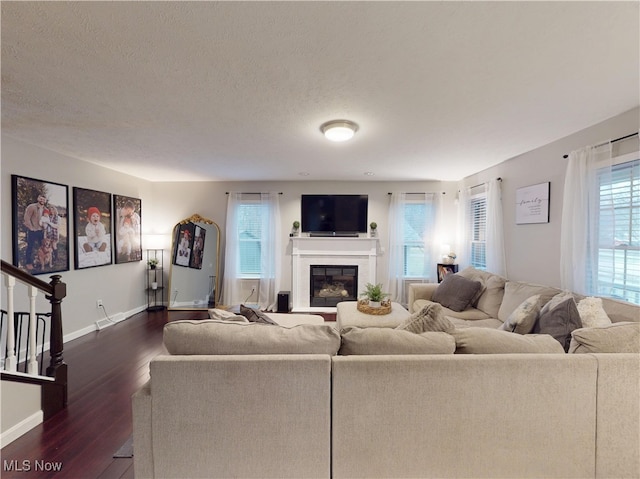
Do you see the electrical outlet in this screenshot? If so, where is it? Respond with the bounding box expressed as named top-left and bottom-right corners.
top-left (96, 299), bottom-right (103, 308)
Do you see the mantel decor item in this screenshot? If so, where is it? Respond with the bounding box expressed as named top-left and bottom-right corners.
top-left (516, 182), bottom-right (550, 224)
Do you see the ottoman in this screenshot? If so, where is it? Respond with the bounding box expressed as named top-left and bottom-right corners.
top-left (336, 301), bottom-right (411, 330)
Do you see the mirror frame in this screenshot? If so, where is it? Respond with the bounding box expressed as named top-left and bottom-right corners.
top-left (167, 213), bottom-right (221, 310)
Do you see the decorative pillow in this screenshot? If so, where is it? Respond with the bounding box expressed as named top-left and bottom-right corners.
top-left (339, 327), bottom-right (455, 355)
top-left (540, 292), bottom-right (574, 317)
top-left (395, 302), bottom-right (455, 334)
top-left (164, 320), bottom-right (341, 355)
top-left (208, 308), bottom-right (248, 322)
top-left (452, 327), bottom-right (565, 354)
top-left (499, 294), bottom-right (542, 334)
top-left (576, 297), bottom-right (613, 328)
top-left (569, 322), bottom-right (639, 353)
top-left (240, 304), bottom-right (278, 325)
top-left (457, 266), bottom-right (507, 317)
top-left (431, 274), bottom-right (482, 312)
top-left (532, 297), bottom-right (582, 352)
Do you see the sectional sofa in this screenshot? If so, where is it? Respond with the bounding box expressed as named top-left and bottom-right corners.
top-left (132, 269), bottom-right (639, 479)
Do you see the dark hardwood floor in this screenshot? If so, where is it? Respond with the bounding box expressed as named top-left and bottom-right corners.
top-left (1, 308), bottom-right (336, 478)
top-left (1, 308), bottom-right (210, 479)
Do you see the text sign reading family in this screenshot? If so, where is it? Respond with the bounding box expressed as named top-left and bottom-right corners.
top-left (516, 182), bottom-right (550, 224)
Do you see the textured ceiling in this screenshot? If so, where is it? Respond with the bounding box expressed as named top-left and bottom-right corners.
top-left (2, 1), bottom-right (638, 182)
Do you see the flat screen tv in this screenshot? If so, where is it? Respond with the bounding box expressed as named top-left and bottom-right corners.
top-left (301, 194), bottom-right (368, 234)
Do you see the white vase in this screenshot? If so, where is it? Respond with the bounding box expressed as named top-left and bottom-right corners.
top-left (151, 282), bottom-right (158, 290)
top-left (369, 300), bottom-right (381, 308)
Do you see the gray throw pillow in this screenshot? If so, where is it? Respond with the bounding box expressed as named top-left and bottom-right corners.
top-left (431, 274), bottom-right (482, 312)
top-left (532, 297), bottom-right (582, 352)
top-left (395, 302), bottom-right (455, 334)
top-left (240, 304), bottom-right (278, 325)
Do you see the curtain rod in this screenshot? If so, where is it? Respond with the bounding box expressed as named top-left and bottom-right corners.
top-left (387, 192), bottom-right (446, 195)
top-left (468, 177), bottom-right (502, 190)
top-left (562, 132), bottom-right (638, 159)
top-left (225, 192), bottom-right (283, 195)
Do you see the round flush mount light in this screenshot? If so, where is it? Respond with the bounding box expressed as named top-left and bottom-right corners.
top-left (320, 120), bottom-right (359, 142)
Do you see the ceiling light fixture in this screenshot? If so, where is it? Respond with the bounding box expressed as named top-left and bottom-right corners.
top-left (320, 120), bottom-right (359, 142)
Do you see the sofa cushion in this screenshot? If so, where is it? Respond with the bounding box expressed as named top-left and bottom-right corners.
top-left (447, 317), bottom-right (503, 329)
top-left (569, 322), bottom-right (640, 353)
top-left (413, 299), bottom-right (490, 321)
top-left (163, 320), bottom-right (341, 355)
top-left (452, 327), bottom-right (565, 354)
top-left (499, 294), bottom-right (542, 334)
top-left (498, 281), bottom-right (561, 322)
top-left (457, 266), bottom-right (507, 318)
top-left (532, 297), bottom-right (582, 352)
top-left (576, 297), bottom-right (613, 328)
top-left (431, 274), bottom-right (482, 312)
top-left (339, 327), bottom-right (455, 355)
top-left (240, 304), bottom-right (278, 325)
top-left (395, 302), bottom-right (455, 334)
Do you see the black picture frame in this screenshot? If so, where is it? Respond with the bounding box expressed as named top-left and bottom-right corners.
top-left (189, 225), bottom-right (206, 269)
top-left (113, 195), bottom-right (142, 264)
top-left (11, 175), bottom-right (70, 275)
top-left (73, 187), bottom-right (112, 269)
top-left (172, 222), bottom-right (195, 268)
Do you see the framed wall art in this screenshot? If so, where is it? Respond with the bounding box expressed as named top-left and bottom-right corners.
top-left (113, 195), bottom-right (142, 263)
top-left (189, 224), bottom-right (206, 269)
top-left (11, 175), bottom-right (70, 275)
top-left (172, 222), bottom-right (195, 267)
top-left (73, 187), bottom-right (112, 269)
top-left (516, 182), bottom-right (550, 224)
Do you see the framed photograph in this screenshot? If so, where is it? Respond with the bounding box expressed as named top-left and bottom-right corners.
top-left (172, 222), bottom-right (195, 267)
top-left (189, 225), bottom-right (206, 269)
top-left (516, 182), bottom-right (550, 224)
top-left (437, 263), bottom-right (459, 283)
top-left (73, 187), bottom-right (112, 269)
top-left (113, 195), bottom-right (142, 263)
top-left (11, 175), bottom-right (70, 275)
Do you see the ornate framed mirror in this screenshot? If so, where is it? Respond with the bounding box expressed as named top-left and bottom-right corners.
top-left (167, 214), bottom-right (220, 310)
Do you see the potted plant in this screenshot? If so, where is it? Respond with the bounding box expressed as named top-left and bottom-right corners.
top-left (369, 221), bottom-right (377, 237)
top-left (360, 282), bottom-right (389, 308)
top-left (148, 258), bottom-right (159, 269)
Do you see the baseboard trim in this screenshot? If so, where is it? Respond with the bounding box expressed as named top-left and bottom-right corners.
top-left (0, 410), bottom-right (43, 448)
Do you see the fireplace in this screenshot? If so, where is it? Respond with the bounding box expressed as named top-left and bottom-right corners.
top-left (310, 265), bottom-right (358, 307)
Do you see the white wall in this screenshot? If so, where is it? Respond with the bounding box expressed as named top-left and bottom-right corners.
top-left (1, 136), bottom-right (154, 340)
top-left (459, 107), bottom-right (639, 288)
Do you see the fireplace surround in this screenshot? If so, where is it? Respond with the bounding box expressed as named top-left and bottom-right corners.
top-left (291, 237), bottom-right (378, 312)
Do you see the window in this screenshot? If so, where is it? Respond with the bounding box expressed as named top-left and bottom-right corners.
top-left (469, 193), bottom-right (487, 270)
top-left (596, 158), bottom-right (640, 304)
top-left (237, 202), bottom-right (265, 277)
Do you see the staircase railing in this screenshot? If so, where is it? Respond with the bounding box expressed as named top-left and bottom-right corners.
top-left (1, 259), bottom-right (67, 420)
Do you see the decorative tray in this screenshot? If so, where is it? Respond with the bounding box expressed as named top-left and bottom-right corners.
top-left (357, 299), bottom-right (392, 315)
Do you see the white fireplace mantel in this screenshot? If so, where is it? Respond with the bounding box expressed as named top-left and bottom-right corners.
top-left (290, 236), bottom-right (379, 312)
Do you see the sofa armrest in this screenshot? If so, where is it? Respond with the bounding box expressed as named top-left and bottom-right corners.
top-left (408, 283), bottom-right (438, 313)
top-left (132, 381), bottom-right (153, 479)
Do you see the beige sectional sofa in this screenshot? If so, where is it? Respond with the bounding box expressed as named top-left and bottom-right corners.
top-left (133, 273), bottom-right (640, 479)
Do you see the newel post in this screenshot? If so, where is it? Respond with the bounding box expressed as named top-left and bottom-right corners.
top-left (45, 275), bottom-right (67, 382)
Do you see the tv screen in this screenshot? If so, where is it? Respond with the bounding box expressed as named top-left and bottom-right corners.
top-left (301, 195), bottom-right (368, 234)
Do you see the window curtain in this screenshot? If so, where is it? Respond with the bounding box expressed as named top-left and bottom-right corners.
top-left (221, 192), bottom-right (281, 310)
top-left (386, 192), bottom-right (441, 304)
top-left (486, 178), bottom-right (507, 277)
top-left (456, 186), bottom-right (471, 268)
top-left (560, 143), bottom-right (613, 294)
top-left (222, 192), bottom-right (242, 305)
top-left (258, 192), bottom-right (281, 311)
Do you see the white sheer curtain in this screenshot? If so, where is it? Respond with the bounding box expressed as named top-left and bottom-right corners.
top-left (222, 192), bottom-right (242, 306)
top-left (386, 192), bottom-right (441, 304)
top-left (221, 192), bottom-right (282, 310)
top-left (456, 187), bottom-right (471, 268)
top-left (258, 192), bottom-right (281, 311)
top-left (486, 178), bottom-right (507, 276)
top-left (560, 143), bottom-right (613, 294)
